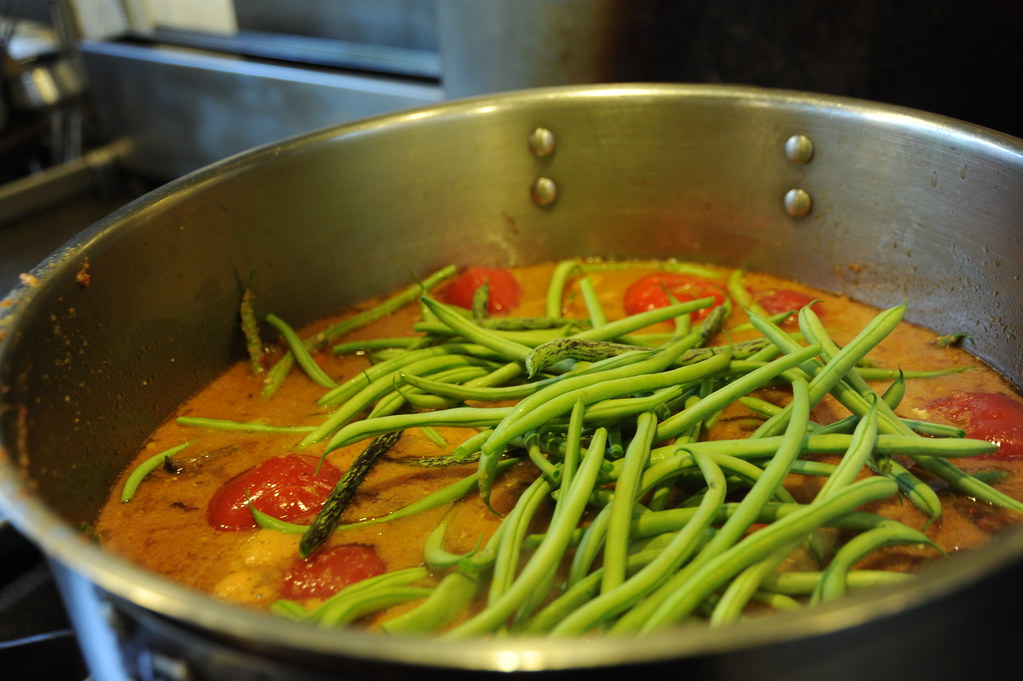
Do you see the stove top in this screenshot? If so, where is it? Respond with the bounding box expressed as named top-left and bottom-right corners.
top-left (0, 520), bottom-right (89, 680)
top-left (1, 181), bottom-right (150, 681)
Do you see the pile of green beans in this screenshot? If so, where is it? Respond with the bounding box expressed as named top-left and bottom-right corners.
top-left (163, 259), bottom-right (1022, 636)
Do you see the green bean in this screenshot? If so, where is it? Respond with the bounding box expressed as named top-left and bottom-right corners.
top-left (654, 342), bottom-right (822, 443)
top-left (262, 265), bottom-right (456, 397)
top-left (569, 298), bottom-right (717, 341)
top-left (176, 416), bottom-right (316, 434)
top-left (578, 259), bottom-right (722, 279)
top-left (380, 571), bottom-right (480, 634)
top-left (412, 320), bottom-right (571, 348)
top-left (318, 343), bottom-right (497, 407)
top-left (507, 439), bottom-right (550, 490)
top-left (911, 455), bottom-right (1023, 512)
top-left (680, 431), bottom-right (993, 460)
top-left (478, 348), bottom-right (731, 505)
top-left (489, 474), bottom-right (555, 606)
top-left (446, 429), bottom-right (608, 637)
top-left (816, 398), bottom-right (878, 500)
top-left (580, 385), bottom-right (690, 428)
top-left (325, 406), bottom-right (515, 453)
top-left (399, 371), bottom-right (554, 403)
top-left (521, 500), bottom-right (890, 551)
top-left (812, 520), bottom-right (938, 604)
top-left (265, 313), bottom-right (338, 389)
top-left (760, 569), bottom-right (913, 595)
top-left (578, 276), bottom-right (608, 328)
top-left (726, 269), bottom-right (767, 316)
top-left (695, 379), bottom-right (810, 558)
top-left (797, 309), bottom-right (1017, 512)
top-left (634, 475), bottom-right (899, 633)
top-left (318, 587), bottom-right (432, 627)
top-left (420, 296), bottom-right (534, 363)
top-left (546, 259), bottom-right (583, 317)
top-left (462, 361), bottom-right (526, 389)
top-left (120, 442), bottom-right (192, 502)
top-left (566, 505), bottom-right (613, 587)
top-left (385, 366), bottom-right (491, 412)
top-left (422, 506), bottom-right (483, 570)
top-left (756, 305), bottom-right (906, 437)
top-left (751, 590), bottom-right (803, 612)
top-left (550, 450), bottom-right (727, 635)
top-left (880, 370), bottom-right (906, 409)
top-left (332, 336), bottom-right (422, 355)
top-left (332, 354), bottom-right (494, 412)
top-left (271, 566), bottom-right (428, 622)
top-left (748, 309), bottom-right (943, 519)
top-left (856, 366), bottom-right (971, 381)
top-left (471, 280), bottom-right (490, 319)
top-left (524, 543), bottom-right (686, 634)
top-left (304, 355), bottom-right (494, 445)
top-left (448, 428), bottom-right (494, 463)
top-left (710, 543), bottom-right (800, 626)
top-left (251, 504), bottom-right (308, 533)
top-left (487, 332), bottom-right (711, 449)
top-left (561, 399), bottom-right (586, 490)
top-left (900, 419), bottom-right (966, 438)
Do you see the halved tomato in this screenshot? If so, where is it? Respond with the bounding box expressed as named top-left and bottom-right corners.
top-left (440, 267), bottom-right (522, 314)
top-left (927, 392), bottom-right (1023, 460)
top-left (207, 454), bottom-right (342, 530)
top-left (622, 273), bottom-right (727, 321)
top-left (280, 544), bottom-right (387, 599)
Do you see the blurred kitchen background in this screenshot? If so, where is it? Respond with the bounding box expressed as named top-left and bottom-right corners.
top-left (1, 1), bottom-right (1021, 677)
top-left (3, 0), bottom-right (1023, 273)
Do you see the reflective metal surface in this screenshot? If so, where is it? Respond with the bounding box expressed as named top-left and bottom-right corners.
top-left (1, 84), bottom-right (1022, 680)
top-left (80, 39), bottom-right (442, 179)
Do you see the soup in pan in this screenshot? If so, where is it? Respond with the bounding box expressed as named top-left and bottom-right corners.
top-left (94, 260), bottom-right (1023, 636)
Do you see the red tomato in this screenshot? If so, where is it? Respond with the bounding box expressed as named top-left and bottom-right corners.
top-left (755, 289), bottom-right (824, 325)
top-left (927, 392), bottom-right (1023, 460)
top-left (207, 454), bottom-right (342, 530)
top-left (280, 544), bottom-right (387, 599)
top-left (440, 267), bottom-right (522, 314)
top-left (622, 273), bottom-right (727, 321)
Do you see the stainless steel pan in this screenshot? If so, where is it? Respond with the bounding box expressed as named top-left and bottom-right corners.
top-left (2, 84), bottom-right (1022, 680)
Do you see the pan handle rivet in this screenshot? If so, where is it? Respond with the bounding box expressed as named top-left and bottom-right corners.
top-left (528, 127), bottom-right (556, 158)
top-left (531, 176), bottom-right (558, 206)
top-left (783, 188), bottom-right (813, 218)
top-left (784, 134), bottom-right (815, 164)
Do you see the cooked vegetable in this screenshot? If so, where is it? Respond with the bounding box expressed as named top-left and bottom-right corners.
top-left (206, 454), bottom-right (342, 530)
top-left (300, 430), bottom-right (402, 557)
top-left (440, 266), bottom-right (523, 314)
top-left (103, 259), bottom-right (1023, 636)
top-left (622, 272), bottom-right (728, 321)
top-left (926, 391), bottom-right (1023, 460)
top-left (281, 544), bottom-right (388, 599)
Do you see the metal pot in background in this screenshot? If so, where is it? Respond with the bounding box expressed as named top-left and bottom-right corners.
top-left (1, 84), bottom-right (1022, 680)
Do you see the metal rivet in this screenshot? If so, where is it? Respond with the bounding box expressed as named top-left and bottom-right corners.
top-left (527, 127), bottom-right (556, 158)
top-left (783, 188), bottom-right (813, 218)
top-left (531, 177), bottom-right (558, 206)
top-left (784, 134), bottom-right (815, 164)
